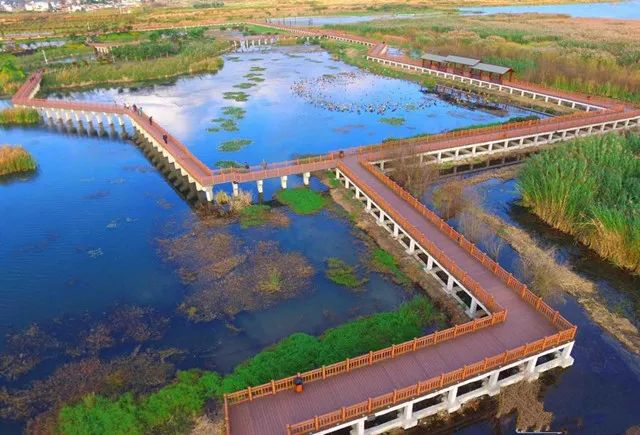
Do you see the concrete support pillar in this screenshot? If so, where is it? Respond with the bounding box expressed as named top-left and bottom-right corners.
top-left (447, 386), bottom-right (460, 412)
top-left (467, 299), bottom-right (478, 318)
top-left (379, 160), bottom-right (385, 171)
top-left (400, 401), bottom-right (417, 429)
top-left (204, 187), bottom-right (214, 202)
top-left (524, 356), bottom-right (539, 381)
top-left (406, 238), bottom-right (416, 255)
top-left (74, 112), bottom-right (80, 123)
top-left (393, 223), bottom-right (400, 239)
top-left (302, 172), bottom-right (310, 186)
top-left (106, 114), bottom-right (113, 125)
top-left (83, 112), bottom-right (91, 123)
top-left (280, 175), bottom-right (288, 190)
top-left (232, 182), bottom-right (239, 197)
top-left (350, 419), bottom-right (365, 435)
top-left (426, 256), bottom-right (434, 271)
top-left (344, 178), bottom-right (350, 189)
top-left (560, 342), bottom-right (575, 368)
top-left (377, 211), bottom-right (385, 225)
top-left (366, 198), bottom-right (372, 212)
top-left (485, 370), bottom-right (500, 397)
top-left (446, 275), bottom-right (455, 292)
top-left (355, 189), bottom-right (361, 199)
top-left (256, 179), bottom-right (264, 194)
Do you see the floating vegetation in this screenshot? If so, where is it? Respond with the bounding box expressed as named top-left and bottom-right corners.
top-left (215, 160), bottom-right (242, 169)
top-left (250, 66), bottom-right (266, 72)
top-left (243, 72), bottom-right (263, 79)
top-left (222, 91), bottom-right (249, 102)
top-left (0, 305), bottom-right (169, 381)
top-left (0, 145), bottom-right (37, 176)
top-left (218, 139), bottom-right (252, 152)
top-left (379, 117), bottom-right (405, 126)
top-left (221, 106), bottom-right (246, 119)
top-left (325, 258), bottom-right (368, 288)
top-left (0, 349), bottom-right (178, 428)
top-left (174, 237), bottom-right (314, 321)
top-left (247, 76), bottom-right (265, 82)
top-left (370, 248), bottom-right (412, 287)
top-left (275, 187), bottom-right (327, 215)
top-left (239, 204), bottom-right (289, 229)
top-left (291, 71), bottom-right (434, 114)
top-left (208, 118), bottom-right (238, 133)
top-left (233, 82), bottom-right (256, 89)
top-left (0, 108), bottom-right (40, 126)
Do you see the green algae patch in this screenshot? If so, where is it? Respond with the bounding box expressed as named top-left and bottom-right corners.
top-left (218, 139), bottom-right (252, 152)
top-left (275, 187), bottom-right (327, 215)
top-left (239, 204), bottom-right (271, 228)
top-left (215, 160), bottom-right (242, 169)
top-left (325, 258), bottom-right (368, 288)
top-left (370, 248), bottom-right (412, 287)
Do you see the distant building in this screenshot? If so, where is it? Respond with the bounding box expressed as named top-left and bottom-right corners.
top-left (421, 53), bottom-right (514, 83)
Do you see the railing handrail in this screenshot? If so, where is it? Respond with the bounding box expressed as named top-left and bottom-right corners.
top-left (225, 312), bottom-right (506, 405)
top-left (287, 327), bottom-right (576, 434)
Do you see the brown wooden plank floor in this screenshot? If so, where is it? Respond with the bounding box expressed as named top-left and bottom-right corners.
top-left (228, 156), bottom-right (559, 435)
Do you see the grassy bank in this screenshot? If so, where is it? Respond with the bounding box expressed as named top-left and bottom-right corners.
top-left (42, 40), bottom-right (228, 90)
top-left (56, 296), bottom-right (441, 433)
top-left (518, 133), bottom-right (640, 274)
top-left (330, 14), bottom-right (640, 103)
top-left (0, 145), bottom-right (37, 176)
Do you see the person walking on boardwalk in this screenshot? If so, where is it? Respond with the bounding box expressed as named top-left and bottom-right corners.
top-left (162, 134), bottom-right (168, 144)
top-left (149, 116), bottom-right (153, 126)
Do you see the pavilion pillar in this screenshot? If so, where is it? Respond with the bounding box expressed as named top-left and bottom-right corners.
top-left (400, 401), bottom-right (417, 429)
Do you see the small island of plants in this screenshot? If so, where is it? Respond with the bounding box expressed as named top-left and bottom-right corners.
top-left (0, 107), bottom-right (41, 126)
top-left (0, 145), bottom-right (37, 177)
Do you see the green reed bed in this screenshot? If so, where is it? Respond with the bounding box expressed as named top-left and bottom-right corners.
top-left (0, 145), bottom-right (37, 176)
top-left (518, 133), bottom-right (640, 273)
top-left (0, 108), bottom-right (41, 126)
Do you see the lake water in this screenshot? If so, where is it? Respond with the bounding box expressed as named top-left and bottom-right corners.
top-left (0, 43), bottom-right (533, 432)
top-left (460, 0), bottom-right (640, 20)
top-left (420, 176), bottom-right (640, 434)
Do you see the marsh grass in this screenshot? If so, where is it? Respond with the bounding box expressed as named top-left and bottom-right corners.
top-left (275, 187), bottom-right (327, 215)
top-left (518, 133), bottom-right (640, 273)
top-left (0, 145), bottom-right (37, 176)
top-left (0, 108), bottom-right (40, 126)
top-left (325, 258), bottom-right (368, 288)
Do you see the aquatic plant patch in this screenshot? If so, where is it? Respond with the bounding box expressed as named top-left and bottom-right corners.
top-left (239, 204), bottom-right (289, 229)
top-left (0, 108), bottom-right (40, 126)
top-left (275, 187), bottom-right (327, 215)
top-left (325, 258), bottom-right (368, 288)
top-left (222, 91), bottom-right (249, 102)
top-left (0, 145), bottom-right (37, 177)
top-left (215, 160), bottom-right (242, 169)
top-left (518, 133), bottom-right (640, 273)
top-left (218, 139), bottom-right (252, 152)
top-left (233, 82), bottom-right (256, 89)
top-left (221, 106), bottom-right (246, 119)
top-left (370, 248), bottom-right (412, 287)
top-left (379, 116), bottom-right (405, 126)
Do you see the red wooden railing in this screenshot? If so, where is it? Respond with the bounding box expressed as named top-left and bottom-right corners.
top-left (225, 312), bottom-right (506, 406)
top-left (286, 326), bottom-right (576, 434)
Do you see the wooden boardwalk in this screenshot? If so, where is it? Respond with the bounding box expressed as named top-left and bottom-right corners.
top-left (227, 154), bottom-right (568, 434)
